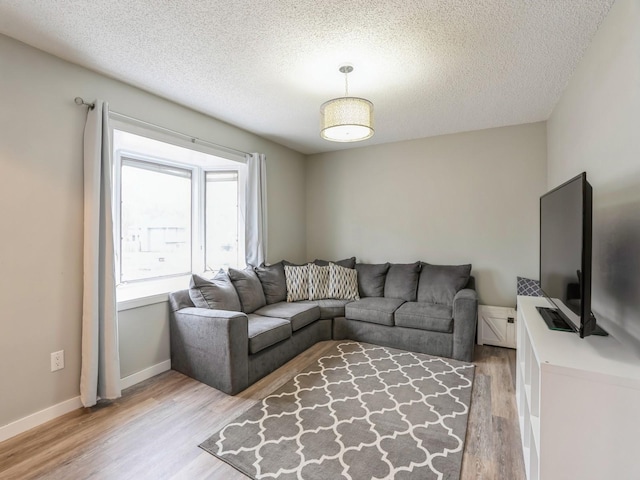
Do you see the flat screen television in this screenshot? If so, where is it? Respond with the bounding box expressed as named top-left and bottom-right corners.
top-left (538, 172), bottom-right (607, 337)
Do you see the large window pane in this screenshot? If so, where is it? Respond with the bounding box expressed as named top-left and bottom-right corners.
top-left (120, 159), bottom-right (191, 282)
top-left (205, 171), bottom-right (239, 271)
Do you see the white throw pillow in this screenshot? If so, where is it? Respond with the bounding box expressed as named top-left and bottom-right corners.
top-left (285, 264), bottom-right (309, 302)
top-left (329, 262), bottom-right (360, 300)
top-left (308, 263), bottom-right (330, 300)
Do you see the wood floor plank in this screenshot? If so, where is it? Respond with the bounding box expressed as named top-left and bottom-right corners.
top-left (0, 342), bottom-right (525, 479)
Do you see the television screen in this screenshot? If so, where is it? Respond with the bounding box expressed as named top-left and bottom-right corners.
top-left (539, 172), bottom-right (605, 337)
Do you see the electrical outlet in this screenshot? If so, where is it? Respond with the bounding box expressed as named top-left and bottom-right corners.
top-left (51, 350), bottom-right (64, 372)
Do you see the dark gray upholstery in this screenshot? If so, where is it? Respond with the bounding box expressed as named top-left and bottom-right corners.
top-left (299, 299), bottom-right (353, 319)
top-left (169, 289), bottom-right (195, 311)
top-left (355, 263), bottom-right (389, 297)
top-left (394, 302), bottom-right (453, 333)
top-left (345, 297), bottom-right (405, 326)
top-left (188, 271), bottom-right (242, 311)
top-left (418, 263), bottom-right (472, 305)
top-left (384, 262), bottom-right (421, 301)
top-left (254, 302), bottom-right (320, 331)
top-left (314, 257), bottom-right (356, 269)
top-left (168, 258), bottom-right (478, 397)
top-left (248, 319), bottom-right (332, 385)
top-left (247, 315), bottom-right (292, 354)
top-left (169, 305), bottom-right (249, 395)
top-left (255, 262), bottom-right (287, 304)
top-left (452, 288), bottom-right (478, 362)
top-left (333, 317), bottom-right (453, 359)
top-left (228, 267), bottom-right (267, 313)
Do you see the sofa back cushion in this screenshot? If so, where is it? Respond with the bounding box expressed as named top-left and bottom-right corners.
top-left (313, 256), bottom-right (356, 269)
top-left (417, 263), bottom-right (472, 305)
top-left (228, 267), bottom-right (267, 313)
top-left (189, 271), bottom-right (242, 311)
top-left (255, 261), bottom-right (287, 304)
top-left (355, 263), bottom-right (389, 297)
top-left (384, 262), bottom-right (421, 301)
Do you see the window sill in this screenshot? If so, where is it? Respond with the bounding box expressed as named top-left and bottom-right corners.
top-left (116, 275), bottom-right (190, 311)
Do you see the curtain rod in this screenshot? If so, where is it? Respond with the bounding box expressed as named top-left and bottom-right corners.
top-left (74, 97), bottom-right (251, 157)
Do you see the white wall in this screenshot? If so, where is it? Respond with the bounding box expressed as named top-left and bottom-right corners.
top-left (547, 0), bottom-right (640, 347)
top-left (306, 122), bottom-right (547, 307)
top-left (0, 34), bottom-right (307, 429)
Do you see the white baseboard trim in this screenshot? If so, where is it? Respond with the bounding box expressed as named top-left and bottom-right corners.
top-left (0, 360), bottom-right (171, 444)
top-left (0, 396), bottom-right (83, 444)
top-left (120, 359), bottom-right (171, 390)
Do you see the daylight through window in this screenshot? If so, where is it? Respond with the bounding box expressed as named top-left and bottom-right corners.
top-left (113, 128), bottom-right (246, 286)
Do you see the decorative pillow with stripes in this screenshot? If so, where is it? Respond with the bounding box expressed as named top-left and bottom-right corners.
top-left (329, 262), bottom-right (360, 300)
top-left (308, 263), bottom-right (330, 300)
top-left (285, 264), bottom-right (309, 302)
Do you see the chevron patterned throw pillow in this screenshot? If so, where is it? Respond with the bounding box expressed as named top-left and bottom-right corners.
top-left (285, 264), bottom-right (310, 302)
top-left (328, 262), bottom-right (359, 300)
top-left (309, 263), bottom-right (330, 300)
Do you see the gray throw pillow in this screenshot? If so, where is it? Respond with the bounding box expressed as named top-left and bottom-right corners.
top-left (255, 261), bottom-right (287, 304)
top-left (313, 257), bottom-right (356, 269)
top-left (517, 276), bottom-right (543, 297)
top-left (228, 267), bottom-right (267, 313)
top-left (188, 271), bottom-right (241, 311)
top-left (417, 263), bottom-right (472, 305)
top-left (355, 263), bottom-right (390, 297)
top-left (384, 262), bottom-right (421, 301)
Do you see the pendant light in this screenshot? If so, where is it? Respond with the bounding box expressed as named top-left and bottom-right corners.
top-left (320, 65), bottom-right (374, 142)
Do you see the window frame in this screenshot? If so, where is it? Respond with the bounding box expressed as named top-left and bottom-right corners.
top-left (110, 118), bottom-right (247, 301)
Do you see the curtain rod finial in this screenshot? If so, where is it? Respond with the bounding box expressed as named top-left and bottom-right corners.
top-left (74, 97), bottom-right (95, 109)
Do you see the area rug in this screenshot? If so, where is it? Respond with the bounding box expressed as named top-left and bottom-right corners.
top-left (200, 341), bottom-right (475, 480)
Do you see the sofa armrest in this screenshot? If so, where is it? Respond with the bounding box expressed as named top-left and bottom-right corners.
top-left (452, 288), bottom-right (478, 362)
top-left (170, 307), bottom-right (249, 395)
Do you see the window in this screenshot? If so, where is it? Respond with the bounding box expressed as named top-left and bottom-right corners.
top-left (112, 127), bottom-right (246, 290)
top-left (120, 159), bottom-right (192, 282)
top-left (205, 171), bottom-right (239, 271)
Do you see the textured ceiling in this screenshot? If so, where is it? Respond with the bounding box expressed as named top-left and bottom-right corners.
top-left (0, 1), bottom-right (615, 155)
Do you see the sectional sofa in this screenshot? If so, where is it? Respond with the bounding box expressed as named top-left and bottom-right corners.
top-left (168, 258), bottom-right (477, 395)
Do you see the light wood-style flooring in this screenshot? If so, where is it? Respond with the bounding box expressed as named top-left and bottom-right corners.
top-left (0, 342), bottom-right (524, 479)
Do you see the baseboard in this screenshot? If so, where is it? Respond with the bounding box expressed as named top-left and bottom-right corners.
top-left (0, 396), bottom-right (82, 444)
top-left (0, 360), bottom-right (172, 444)
top-left (120, 359), bottom-right (171, 390)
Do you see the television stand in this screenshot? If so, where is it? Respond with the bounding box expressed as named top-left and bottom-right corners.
top-left (536, 306), bottom-right (609, 336)
top-left (517, 296), bottom-right (640, 480)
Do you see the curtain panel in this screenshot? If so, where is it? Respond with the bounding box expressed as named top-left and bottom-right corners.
top-left (80, 100), bottom-right (121, 407)
top-left (245, 153), bottom-right (267, 267)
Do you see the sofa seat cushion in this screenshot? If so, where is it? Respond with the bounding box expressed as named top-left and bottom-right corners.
top-left (254, 302), bottom-right (320, 332)
top-left (298, 299), bottom-right (353, 319)
top-left (345, 297), bottom-right (406, 326)
top-left (247, 314), bottom-right (292, 354)
top-left (394, 302), bottom-right (453, 333)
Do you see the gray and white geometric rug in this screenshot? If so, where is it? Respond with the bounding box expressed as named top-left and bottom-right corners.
top-left (200, 341), bottom-right (475, 480)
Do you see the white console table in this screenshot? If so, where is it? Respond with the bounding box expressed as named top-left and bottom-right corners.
top-left (516, 296), bottom-right (640, 480)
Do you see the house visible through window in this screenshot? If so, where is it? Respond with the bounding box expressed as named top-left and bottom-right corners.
top-left (112, 127), bottom-right (246, 289)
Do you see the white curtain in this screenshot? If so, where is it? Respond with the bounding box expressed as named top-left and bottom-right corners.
top-left (80, 100), bottom-right (121, 407)
top-left (245, 153), bottom-right (267, 266)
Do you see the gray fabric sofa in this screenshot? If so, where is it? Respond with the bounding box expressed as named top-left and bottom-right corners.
top-left (334, 262), bottom-right (477, 362)
top-left (168, 259), bottom-right (477, 395)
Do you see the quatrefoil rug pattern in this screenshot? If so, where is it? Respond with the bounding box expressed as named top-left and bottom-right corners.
top-left (200, 341), bottom-right (475, 480)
